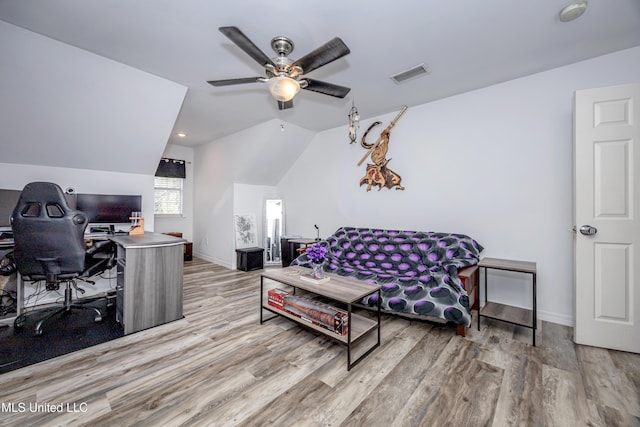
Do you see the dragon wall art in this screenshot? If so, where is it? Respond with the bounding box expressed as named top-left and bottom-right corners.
top-left (357, 106), bottom-right (407, 191)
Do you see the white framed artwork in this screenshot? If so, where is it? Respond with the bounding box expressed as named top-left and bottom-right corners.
top-left (234, 213), bottom-right (258, 249)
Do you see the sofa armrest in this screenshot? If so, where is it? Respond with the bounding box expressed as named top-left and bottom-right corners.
top-left (455, 264), bottom-right (480, 337)
top-left (458, 264), bottom-right (477, 282)
top-left (458, 265), bottom-right (479, 311)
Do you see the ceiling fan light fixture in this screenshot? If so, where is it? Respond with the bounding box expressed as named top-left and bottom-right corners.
top-left (267, 75), bottom-right (301, 102)
top-left (209, 27), bottom-right (351, 107)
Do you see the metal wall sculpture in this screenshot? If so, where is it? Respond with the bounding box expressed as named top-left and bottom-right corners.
top-left (357, 106), bottom-right (407, 191)
top-left (348, 101), bottom-right (360, 144)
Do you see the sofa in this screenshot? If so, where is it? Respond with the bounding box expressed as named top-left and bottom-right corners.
top-left (293, 227), bottom-right (483, 335)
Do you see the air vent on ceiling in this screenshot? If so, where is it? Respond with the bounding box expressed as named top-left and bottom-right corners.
top-left (390, 63), bottom-right (430, 84)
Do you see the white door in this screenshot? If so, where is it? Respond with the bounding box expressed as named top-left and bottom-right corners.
top-left (574, 82), bottom-right (640, 353)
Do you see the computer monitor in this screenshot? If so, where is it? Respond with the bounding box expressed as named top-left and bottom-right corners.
top-left (0, 189), bottom-right (23, 228)
top-left (76, 193), bottom-right (142, 224)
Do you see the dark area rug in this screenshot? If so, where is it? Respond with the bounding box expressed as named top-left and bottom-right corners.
top-left (0, 299), bottom-right (123, 374)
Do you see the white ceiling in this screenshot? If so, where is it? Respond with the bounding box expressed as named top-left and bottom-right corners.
top-left (1, 0), bottom-right (639, 148)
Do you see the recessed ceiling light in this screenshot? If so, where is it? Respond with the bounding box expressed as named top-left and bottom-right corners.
top-left (176, 132), bottom-right (187, 138)
top-left (559, 2), bottom-right (588, 22)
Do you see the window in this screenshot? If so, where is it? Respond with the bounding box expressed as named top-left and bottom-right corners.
top-left (154, 177), bottom-right (183, 215)
top-left (154, 157), bottom-right (186, 215)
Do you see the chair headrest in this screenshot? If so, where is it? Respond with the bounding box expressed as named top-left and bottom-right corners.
top-left (12, 182), bottom-right (79, 222)
top-left (18, 181), bottom-right (67, 204)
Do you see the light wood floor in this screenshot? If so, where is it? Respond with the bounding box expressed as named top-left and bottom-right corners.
top-left (0, 258), bottom-right (638, 427)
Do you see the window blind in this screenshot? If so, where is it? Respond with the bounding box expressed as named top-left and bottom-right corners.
top-left (154, 177), bottom-right (183, 214)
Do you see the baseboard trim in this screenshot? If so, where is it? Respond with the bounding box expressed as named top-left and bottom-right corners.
top-left (538, 309), bottom-right (573, 327)
top-left (192, 252), bottom-right (232, 270)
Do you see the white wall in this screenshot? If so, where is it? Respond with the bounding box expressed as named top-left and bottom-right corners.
top-left (154, 144), bottom-right (195, 242)
top-left (0, 162), bottom-right (155, 230)
top-left (232, 183), bottom-right (280, 269)
top-left (278, 46), bottom-right (640, 326)
top-left (0, 21), bottom-right (186, 176)
top-left (0, 21), bottom-right (189, 235)
top-left (193, 133), bottom-right (235, 267)
top-left (194, 120), bottom-right (315, 268)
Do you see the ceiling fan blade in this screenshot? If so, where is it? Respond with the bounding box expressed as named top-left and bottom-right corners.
top-left (219, 26), bottom-right (276, 68)
top-left (278, 100), bottom-right (294, 110)
top-left (207, 77), bottom-right (263, 87)
top-left (302, 78), bottom-right (351, 98)
top-left (292, 37), bottom-right (350, 74)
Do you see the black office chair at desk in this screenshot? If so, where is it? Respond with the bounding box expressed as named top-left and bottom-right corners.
top-left (11, 182), bottom-right (116, 335)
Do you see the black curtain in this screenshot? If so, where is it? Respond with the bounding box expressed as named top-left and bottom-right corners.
top-left (155, 158), bottom-right (186, 178)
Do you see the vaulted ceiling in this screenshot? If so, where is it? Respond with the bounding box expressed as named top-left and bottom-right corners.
top-left (1, 0), bottom-right (640, 150)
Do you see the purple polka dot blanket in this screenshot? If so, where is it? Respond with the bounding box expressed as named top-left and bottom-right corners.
top-left (293, 227), bottom-right (484, 327)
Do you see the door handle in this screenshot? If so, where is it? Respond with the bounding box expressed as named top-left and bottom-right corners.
top-left (579, 225), bottom-right (597, 236)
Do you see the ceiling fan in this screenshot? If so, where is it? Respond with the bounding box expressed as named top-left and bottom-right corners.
top-left (207, 26), bottom-right (351, 110)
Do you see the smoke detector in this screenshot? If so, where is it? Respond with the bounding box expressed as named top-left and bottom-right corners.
top-left (559, 2), bottom-right (588, 22)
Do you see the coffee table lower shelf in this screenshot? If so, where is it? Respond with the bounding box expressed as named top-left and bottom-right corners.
top-left (260, 303), bottom-right (380, 370)
top-left (261, 304), bottom-right (378, 344)
top-left (259, 268), bottom-right (381, 371)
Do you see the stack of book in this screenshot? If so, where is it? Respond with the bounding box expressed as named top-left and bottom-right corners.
top-left (267, 288), bottom-right (348, 336)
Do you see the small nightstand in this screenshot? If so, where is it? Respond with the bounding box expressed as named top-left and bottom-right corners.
top-left (236, 247), bottom-right (264, 271)
top-left (477, 257), bottom-right (537, 345)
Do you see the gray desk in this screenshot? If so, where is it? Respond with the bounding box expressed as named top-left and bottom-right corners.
top-left (110, 232), bottom-right (185, 334)
top-left (1, 232), bottom-right (185, 332)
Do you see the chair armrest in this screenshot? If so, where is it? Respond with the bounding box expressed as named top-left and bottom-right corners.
top-left (86, 239), bottom-right (113, 255)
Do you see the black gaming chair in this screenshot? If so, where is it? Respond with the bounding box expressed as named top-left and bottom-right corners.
top-left (11, 182), bottom-right (116, 335)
